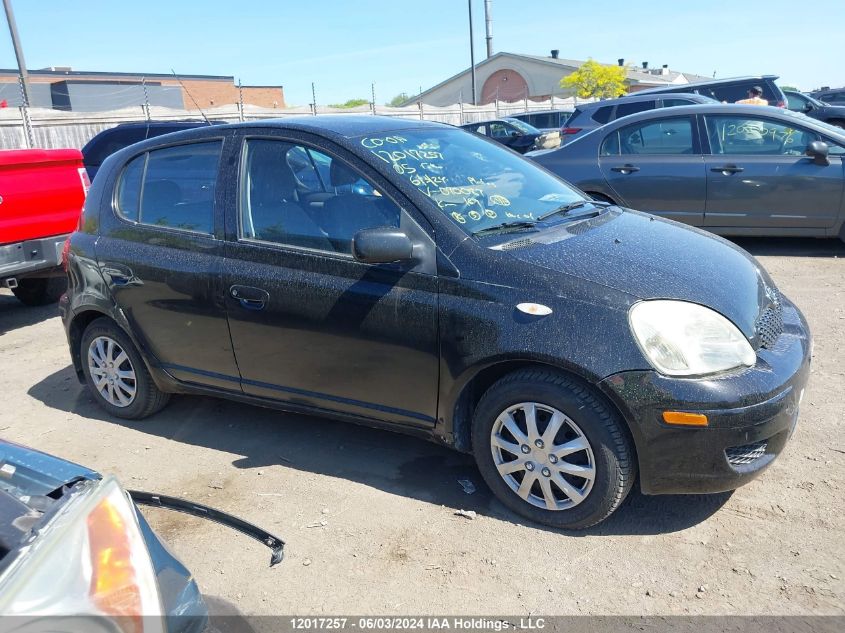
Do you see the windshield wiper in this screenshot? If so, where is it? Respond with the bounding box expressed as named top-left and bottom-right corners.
top-left (473, 220), bottom-right (539, 237)
top-left (537, 199), bottom-right (610, 222)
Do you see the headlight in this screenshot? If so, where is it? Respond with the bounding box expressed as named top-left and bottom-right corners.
top-left (629, 300), bottom-right (756, 376)
top-left (0, 476), bottom-right (165, 633)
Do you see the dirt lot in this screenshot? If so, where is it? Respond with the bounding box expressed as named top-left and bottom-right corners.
top-left (1, 237), bottom-right (843, 616)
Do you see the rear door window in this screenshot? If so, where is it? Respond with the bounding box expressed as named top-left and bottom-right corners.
top-left (115, 141), bottom-right (222, 234)
top-left (619, 117), bottom-right (695, 154)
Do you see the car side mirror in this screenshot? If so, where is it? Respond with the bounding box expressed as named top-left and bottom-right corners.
top-left (510, 131), bottom-right (520, 137)
top-left (806, 140), bottom-right (830, 166)
top-left (803, 104), bottom-right (814, 113)
top-left (352, 227), bottom-right (414, 264)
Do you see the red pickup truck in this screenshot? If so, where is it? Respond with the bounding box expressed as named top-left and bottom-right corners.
top-left (0, 149), bottom-right (88, 305)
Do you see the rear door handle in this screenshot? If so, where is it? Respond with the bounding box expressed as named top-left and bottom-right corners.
top-left (611, 164), bottom-right (640, 174)
top-left (711, 165), bottom-right (744, 174)
top-left (230, 285), bottom-right (270, 311)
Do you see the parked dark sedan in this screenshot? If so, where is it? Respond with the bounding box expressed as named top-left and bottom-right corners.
top-left (460, 117), bottom-right (543, 153)
top-left (784, 89), bottom-right (845, 128)
top-left (530, 104), bottom-right (845, 239)
top-left (61, 116), bottom-right (810, 529)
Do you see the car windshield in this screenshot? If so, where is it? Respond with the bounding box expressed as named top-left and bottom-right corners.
top-left (356, 127), bottom-right (586, 235)
top-left (505, 118), bottom-right (539, 134)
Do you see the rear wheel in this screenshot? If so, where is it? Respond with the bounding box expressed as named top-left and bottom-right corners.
top-left (472, 369), bottom-right (635, 529)
top-left (80, 318), bottom-right (170, 419)
top-left (11, 277), bottom-right (67, 306)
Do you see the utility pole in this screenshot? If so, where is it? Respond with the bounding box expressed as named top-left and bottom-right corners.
top-left (484, 0), bottom-right (493, 58)
top-left (468, 0), bottom-right (477, 105)
top-left (2, 0), bottom-right (31, 106)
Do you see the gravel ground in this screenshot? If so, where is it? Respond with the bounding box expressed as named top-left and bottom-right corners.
top-left (1, 237), bottom-right (843, 617)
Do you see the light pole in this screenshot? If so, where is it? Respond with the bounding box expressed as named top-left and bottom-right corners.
top-left (468, 0), bottom-right (477, 105)
top-left (2, 0), bottom-right (31, 106)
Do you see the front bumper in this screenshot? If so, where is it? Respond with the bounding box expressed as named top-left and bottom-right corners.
top-left (599, 297), bottom-right (811, 495)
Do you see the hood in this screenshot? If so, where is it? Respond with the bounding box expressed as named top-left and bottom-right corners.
top-left (500, 209), bottom-right (775, 338)
top-left (0, 440), bottom-right (99, 498)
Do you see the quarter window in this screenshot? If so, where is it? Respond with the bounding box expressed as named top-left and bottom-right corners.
top-left (115, 141), bottom-right (221, 234)
top-left (705, 116), bottom-right (818, 155)
top-left (618, 118), bottom-right (695, 155)
top-left (240, 139), bottom-right (400, 254)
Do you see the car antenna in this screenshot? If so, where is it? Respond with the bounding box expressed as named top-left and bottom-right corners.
top-left (170, 69), bottom-right (212, 125)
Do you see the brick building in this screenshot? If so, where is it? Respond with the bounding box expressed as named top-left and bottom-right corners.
top-left (0, 67), bottom-right (285, 111)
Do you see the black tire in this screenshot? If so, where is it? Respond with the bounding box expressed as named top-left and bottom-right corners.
top-left (80, 317), bottom-right (170, 419)
top-left (472, 369), bottom-right (635, 529)
top-left (11, 276), bottom-right (67, 306)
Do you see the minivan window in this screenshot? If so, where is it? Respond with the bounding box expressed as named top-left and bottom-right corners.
top-left (240, 139), bottom-right (400, 254)
top-left (115, 141), bottom-right (221, 234)
top-left (663, 98), bottom-right (695, 107)
top-left (619, 118), bottom-right (694, 155)
top-left (695, 82), bottom-right (779, 105)
top-left (358, 128), bottom-right (584, 234)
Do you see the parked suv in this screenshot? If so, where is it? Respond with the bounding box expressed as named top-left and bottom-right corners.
top-left (633, 75), bottom-right (788, 108)
top-left (559, 93), bottom-right (715, 144)
top-left (784, 90), bottom-right (845, 128)
top-left (811, 87), bottom-right (845, 104)
top-left (61, 116), bottom-right (810, 529)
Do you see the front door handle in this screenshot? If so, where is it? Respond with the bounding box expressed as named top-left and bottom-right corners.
top-left (611, 164), bottom-right (640, 174)
top-left (711, 165), bottom-right (744, 175)
top-left (230, 285), bottom-right (269, 311)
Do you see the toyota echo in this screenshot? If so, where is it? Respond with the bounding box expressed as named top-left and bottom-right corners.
top-left (60, 116), bottom-right (811, 528)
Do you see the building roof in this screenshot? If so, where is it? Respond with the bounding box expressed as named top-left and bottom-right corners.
top-left (411, 52), bottom-right (709, 103)
top-left (0, 68), bottom-right (283, 88)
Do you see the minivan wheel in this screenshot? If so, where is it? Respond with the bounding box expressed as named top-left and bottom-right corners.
top-left (11, 277), bottom-right (67, 306)
top-left (81, 318), bottom-right (170, 419)
top-left (472, 369), bottom-right (635, 529)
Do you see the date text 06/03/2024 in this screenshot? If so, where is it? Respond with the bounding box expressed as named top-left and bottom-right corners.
top-left (289, 617), bottom-right (547, 631)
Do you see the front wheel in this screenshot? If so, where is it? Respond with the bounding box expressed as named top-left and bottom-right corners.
top-left (472, 369), bottom-right (635, 529)
top-left (80, 318), bottom-right (170, 419)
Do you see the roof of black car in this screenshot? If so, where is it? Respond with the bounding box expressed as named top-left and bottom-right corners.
top-left (575, 93), bottom-right (711, 109)
top-left (227, 115), bottom-right (450, 137)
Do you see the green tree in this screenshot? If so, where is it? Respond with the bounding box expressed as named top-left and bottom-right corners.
top-left (387, 92), bottom-right (410, 107)
top-left (561, 59), bottom-right (627, 99)
top-left (329, 98), bottom-right (370, 108)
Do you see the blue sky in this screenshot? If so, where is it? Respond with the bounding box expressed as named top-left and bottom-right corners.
top-left (2, 0), bottom-right (842, 105)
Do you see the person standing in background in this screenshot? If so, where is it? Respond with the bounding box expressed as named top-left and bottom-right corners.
top-left (736, 86), bottom-right (769, 105)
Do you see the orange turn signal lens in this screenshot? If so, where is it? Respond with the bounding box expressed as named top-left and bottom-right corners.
top-left (662, 411), bottom-right (709, 427)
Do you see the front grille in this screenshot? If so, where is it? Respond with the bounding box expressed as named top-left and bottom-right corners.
top-left (726, 441), bottom-right (768, 466)
top-left (755, 294), bottom-right (784, 349)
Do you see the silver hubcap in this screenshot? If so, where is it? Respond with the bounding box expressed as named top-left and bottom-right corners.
top-left (490, 402), bottom-right (596, 511)
top-left (87, 336), bottom-right (137, 408)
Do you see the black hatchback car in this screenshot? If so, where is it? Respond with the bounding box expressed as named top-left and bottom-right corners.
top-left (61, 116), bottom-right (811, 529)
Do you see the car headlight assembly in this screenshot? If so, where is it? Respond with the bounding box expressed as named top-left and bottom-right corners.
top-left (629, 300), bottom-right (756, 377)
